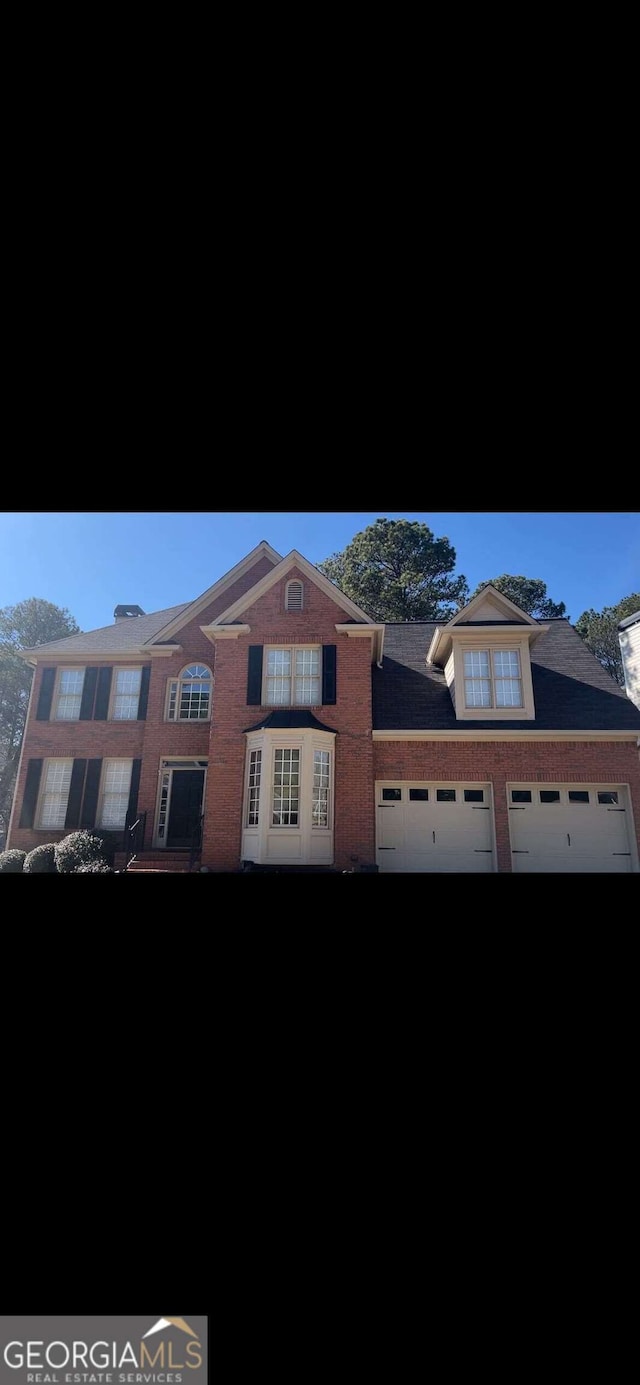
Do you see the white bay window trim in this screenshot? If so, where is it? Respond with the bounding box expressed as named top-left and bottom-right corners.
top-left (242, 729), bottom-right (336, 865)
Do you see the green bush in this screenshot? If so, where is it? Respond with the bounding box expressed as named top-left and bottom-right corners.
top-left (0, 849), bottom-right (27, 873)
top-left (55, 831), bottom-right (107, 873)
top-left (75, 860), bottom-right (114, 873)
top-left (24, 843), bottom-right (58, 873)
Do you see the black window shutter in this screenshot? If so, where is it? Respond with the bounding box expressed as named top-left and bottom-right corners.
top-left (80, 758), bottom-right (102, 828)
top-left (65, 759), bottom-right (87, 828)
top-left (322, 645), bottom-right (337, 704)
top-left (79, 667), bottom-right (98, 720)
top-left (247, 646), bottom-right (264, 705)
top-left (36, 668), bottom-right (56, 721)
top-left (93, 667), bottom-right (113, 720)
top-left (19, 759), bottom-right (43, 827)
top-left (137, 666), bottom-right (151, 720)
top-left (127, 760), bottom-right (142, 820)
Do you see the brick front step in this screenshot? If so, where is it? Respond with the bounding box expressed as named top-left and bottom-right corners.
top-left (114, 851), bottom-right (197, 873)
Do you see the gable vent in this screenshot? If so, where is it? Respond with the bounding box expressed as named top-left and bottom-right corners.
top-left (286, 579), bottom-right (304, 611)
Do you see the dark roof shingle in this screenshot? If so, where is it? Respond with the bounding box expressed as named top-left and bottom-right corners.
top-left (373, 620), bottom-right (640, 731)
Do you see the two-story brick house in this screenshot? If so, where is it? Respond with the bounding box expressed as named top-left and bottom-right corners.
top-left (7, 541), bottom-right (640, 871)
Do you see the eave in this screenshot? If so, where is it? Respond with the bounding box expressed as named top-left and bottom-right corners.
top-left (335, 623), bottom-right (385, 664)
top-left (427, 622), bottom-right (549, 666)
top-left (372, 729), bottom-right (640, 742)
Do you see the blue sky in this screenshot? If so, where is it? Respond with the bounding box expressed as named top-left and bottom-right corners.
top-left (0, 511), bottom-right (637, 631)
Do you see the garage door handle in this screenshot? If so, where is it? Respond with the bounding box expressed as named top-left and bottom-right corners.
top-left (567, 833), bottom-right (571, 847)
top-left (472, 806), bottom-right (490, 810)
top-left (612, 852), bottom-right (631, 856)
top-left (608, 808), bottom-right (625, 812)
top-left (509, 806), bottom-right (526, 810)
top-left (474, 849), bottom-right (492, 853)
top-left (378, 847), bottom-right (395, 850)
top-left (512, 850), bottom-right (529, 854)
top-left (432, 831), bottom-right (436, 844)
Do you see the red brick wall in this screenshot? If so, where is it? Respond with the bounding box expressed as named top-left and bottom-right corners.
top-left (8, 555), bottom-right (279, 854)
top-left (373, 738), bottom-right (640, 871)
top-left (202, 568), bottom-right (375, 870)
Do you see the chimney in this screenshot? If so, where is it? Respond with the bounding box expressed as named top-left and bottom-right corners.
top-left (114, 604), bottom-right (145, 624)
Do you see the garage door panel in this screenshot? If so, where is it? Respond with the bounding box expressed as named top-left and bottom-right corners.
top-left (508, 785), bottom-right (634, 872)
top-left (376, 783), bottom-right (494, 872)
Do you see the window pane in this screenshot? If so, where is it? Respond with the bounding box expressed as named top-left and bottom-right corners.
top-left (464, 651), bottom-right (489, 676)
top-left (272, 748), bottom-right (300, 826)
top-left (100, 759), bottom-right (132, 828)
top-left (312, 749), bottom-right (330, 828)
top-left (540, 791), bottom-right (560, 804)
top-left (436, 789), bottom-right (456, 802)
top-left (56, 669), bottom-right (84, 720)
top-left (294, 650), bottom-right (321, 704)
top-left (493, 651), bottom-right (520, 676)
top-left (465, 678), bottom-right (492, 707)
top-left (568, 791), bottom-right (589, 803)
top-left (511, 790), bottom-right (532, 803)
top-left (409, 788), bottom-right (429, 801)
top-left (39, 759), bottom-right (72, 827)
top-left (247, 749), bottom-right (262, 826)
top-left (495, 678), bottom-right (523, 707)
top-left (464, 789), bottom-right (484, 802)
top-left (382, 788), bottom-right (401, 801)
top-left (115, 668), bottom-right (142, 694)
top-left (597, 791), bottom-right (618, 805)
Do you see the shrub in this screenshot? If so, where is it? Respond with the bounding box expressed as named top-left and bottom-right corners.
top-left (55, 830), bottom-right (107, 873)
top-left (75, 860), bottom-right (114, 873)
top-left (24, 843), bottom-right (58, 873)
top-left (0, 849), bottom-right (27, 873)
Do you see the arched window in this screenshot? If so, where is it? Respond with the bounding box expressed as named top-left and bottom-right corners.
top-left (285, 579), bottom-right (304, 611)
top-left (166, 664), bottom-right (212, 721)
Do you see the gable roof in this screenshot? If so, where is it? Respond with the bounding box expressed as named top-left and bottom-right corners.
top-left (445, 583), bottom-right (539, 627)
top-left (373, 620), bottom-right (640, 732)
top-left (207, 549), bottom-right (377, 626)
top-left (20, 603), bottom-right (190, 663)
top-left (142, 540), bottom-right (283, 645)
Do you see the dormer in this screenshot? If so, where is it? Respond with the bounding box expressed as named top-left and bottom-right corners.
top-left (427, 585), bottom-right (549, 721)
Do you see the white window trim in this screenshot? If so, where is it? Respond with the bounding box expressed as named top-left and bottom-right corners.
top-left (463, 648), bottom-right (523, 710)
top-left (241, 730), bottom-right (336, 865)
top-left (53, 666), bottom-right (86, 721)
top-left (36, 757), bottom-right (74, 830)
top-left (108, 666), bottom-right (142, 721)
top-left (262, 645), bottom-right (321, 708)
top-left (152, 758), bottom-right (208, 849)
top-left (97, 758), bottom-right (133, 830)
top-left (165, 664), bottom-right (213, 722)
top-left (285, 578), bottom-right (304, 611)
top-left (452, 637), bottom-right (535, 720)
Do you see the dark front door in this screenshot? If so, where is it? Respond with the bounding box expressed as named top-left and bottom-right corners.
top-left (166, 770), bottom-right (205, 849)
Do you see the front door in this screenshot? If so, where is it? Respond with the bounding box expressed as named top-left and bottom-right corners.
top-left (166, 770), bottom-right (205, 850)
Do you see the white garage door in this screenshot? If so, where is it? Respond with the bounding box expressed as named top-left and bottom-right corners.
top-left (376, 782), bottom-right (494, 872)
top-left (508, 784), bottom-right (636, 872)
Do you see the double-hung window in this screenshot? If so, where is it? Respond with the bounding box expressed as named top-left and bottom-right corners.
top-left (98, 759), bottom-right (133, 828)
top-left (55, 669), bottom-right (85, 719)
top-left (111, 668), bottom-right (142, 719)
top-left (265, 647), bottom-right (320, 706)
top-left (38, 758), bottom-right (73, 827)
top-left (464, 649), bottom-right (522, 709)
